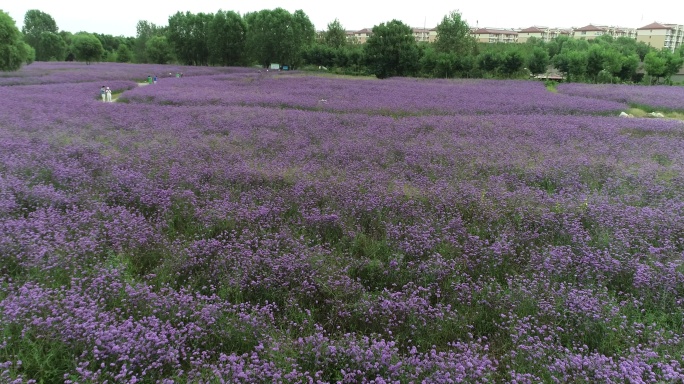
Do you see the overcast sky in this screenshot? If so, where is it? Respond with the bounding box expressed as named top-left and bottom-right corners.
top-left (3, 0), bottom-right (680, 37)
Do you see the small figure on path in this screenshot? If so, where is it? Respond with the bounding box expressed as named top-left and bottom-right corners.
top-left (153, 75), bottom-right (157, 84)
top-left (176, 72), bottom-right (180, 78)
top-left (100, 85), bottom-right (106, 102)
top-left (105, 87), bottom-right (112, 102)
top-left (147, 75), bottom-right (153, 84)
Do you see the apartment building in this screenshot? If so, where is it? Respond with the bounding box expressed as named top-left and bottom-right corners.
top-left (472, 28), bottom-right (518, 43)
top-left (636, 22), bottom-right (684, 52)
top-left (412, 28), bottom-right (438, 43)
top-left (518, 26), bottom-right (571, 43)
top-left (350, 28), bottom-right (373, 44)
top-left (572, 24), bottom-right (637, 40)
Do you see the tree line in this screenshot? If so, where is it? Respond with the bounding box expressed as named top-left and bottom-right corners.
top-left (2, 8), bottom-right (683, 84)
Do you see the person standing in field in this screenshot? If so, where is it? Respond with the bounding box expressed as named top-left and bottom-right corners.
top-left (153, 75), bottom-right (157, 84)
top-left (105, 87), bottom-right (112, 102)
top-left (100, 85), bottom-right (106, 102)
top-left (147, 75), bottom-right (152, 84)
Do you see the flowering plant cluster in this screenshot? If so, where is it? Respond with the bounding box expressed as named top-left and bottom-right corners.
top-left (1, 63), bottom-right (684, 382)
top-left (557, 82), bottom-right (684, 112)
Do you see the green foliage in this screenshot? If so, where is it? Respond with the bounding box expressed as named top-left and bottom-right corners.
top-left (245, 8), bottom-right (315, 68)
top-left (145, 35), bottom-right (173, 64)
top-left (207, 10), bottom-right (247, 66)
top-left (324, 18), bottom-right (347, 49)
top-left (35, 31), bottom-right (66, 61)
top-left (434, 10), bottom-right (476, 55)
top-left (21, 9), bottom-right (58, 54)
top-left (364, 20), bottom-right (420, 79)
top-left (528, 46), bottom-right (549, 75)
top-left (0, 10), bottom-right (33, 71)
top-left (71, 32), bottom-right (104, 64)
top-left (500, 50), bottom-right (525, 76)
top-left (167, 11), bottom-right (212, 66)
top-left (478, 51), bottom-right (502, 73)
top-left (133, 20), bottom-right (162, 63)
top-left (115, 43), bottom-right (132, 62)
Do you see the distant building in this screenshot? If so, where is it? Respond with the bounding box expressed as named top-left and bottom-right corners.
top-left (351, 28), bottom-right (373, 44)
top-left (412, 28), bottom-right (438, 43)
top-left (636, 22), bottom-right (684, 52)
top-left (571, 24), bottom-right (636, 40)
top-left (517, 26), bottom-right (571, 43)
top-left (471, 28), bottom-right (518, 43)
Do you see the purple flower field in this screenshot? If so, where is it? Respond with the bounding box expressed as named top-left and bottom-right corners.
top-left (121, 74), bottom-right (628, 116)
top-left (1, 62), bottom-right (684, 383)
top-left (558, 83), bottom-right (684, 112)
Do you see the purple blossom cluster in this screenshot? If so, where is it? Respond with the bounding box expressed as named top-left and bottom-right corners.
top-left (1, 62), bottom-right (684, 382)
top-left (557, 83), bottom-right (684, 111)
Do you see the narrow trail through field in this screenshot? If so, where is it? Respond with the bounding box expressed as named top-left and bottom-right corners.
top-left (112, 82), bottom-right (148, 102)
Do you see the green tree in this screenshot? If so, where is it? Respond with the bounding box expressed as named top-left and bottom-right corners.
top-left (0, 10), bottom-right (33, 71)
top-left (21, 9), bottom-right (58, 52)
top-left (167, 11), bottom-right (212, 65)
top-left (207, 10), bottom-right (247, 66)
top-left (434, 10), bottom-right (476, 55)
top-left (133, 20), bottom-right (156, 63)
top-left (35, 31), bottom-right (66, 61)
top-left (145, 36), bottom-right (173, 64)
top-left (245, 8), bottom-right (315, 68)
top-left (528, 46), bottom-right (549, 75)
top-left (499, 50), bottom-right (524, 76)
top-left (364, 20), bottom-right (420, 79)
top-left (287, 10), bottom-right (315, 68)
top-left (324, 18), bottom-right (347, 49)
top-left (71, 32), bottom-right (104, 64)
top-left (586, 44), bottom-right (606, 81)
top-left (116, 43), bottom-right (132, 62)
top-left (566, 50), bottom-right (588, 81)
top-left (303, 43), bottom-right (336, 67)
top-left (478, 51), bottom-right (502, 74)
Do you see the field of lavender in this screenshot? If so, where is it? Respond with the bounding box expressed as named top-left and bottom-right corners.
top-left (1, 62), bottom-right (684, 383)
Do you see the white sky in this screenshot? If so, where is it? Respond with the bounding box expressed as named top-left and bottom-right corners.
top-left (2, 0), bottom-right (679, 37)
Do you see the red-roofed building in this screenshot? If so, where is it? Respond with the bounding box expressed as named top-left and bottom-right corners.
top-left (636, 22), bottom-right (684, 52)
top-left (571, 24), bottom-right (636, 40)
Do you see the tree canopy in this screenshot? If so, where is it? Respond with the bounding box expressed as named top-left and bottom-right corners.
top-left (22, 9), bottom-right (66, 61)
top-left (364, 20), bottom-right (420, 79)
top-left (324, 19), bottom-right (347, 49)
top-left (71, 32), bottom-right (104, 64)
top-left (207, 10), bottom-right (247, 66)
top-left (434, 11), bottom-right (476, 56)
top-left (0, 10), bottom-right (34, 71)
top-left (245, 8), bottom-right (314, 68)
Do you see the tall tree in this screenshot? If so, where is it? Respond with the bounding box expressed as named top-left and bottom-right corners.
top-left (499, 50), bottom-right (524, 76)
top-left (527, 46), bottom-right (549, 75)
top-left (22, 9), bottom-right (58, 50)
top-left (133, 20), bottom-right (159, 63)
top-left (145, 35), bottom-right (173, 64)
top-left (36, 31), bottom-right (66, 61)
top-left (288, 10), bottom-right (315, 67)
top-left (116, 43), bottom-right (132, 62)
top-left (245, 8), bottom-right (314, 68)
top-left (71, 32), bottom-right (104, 64)
top-left (364, 20), bottom-right (420, 79)
top-left (324, 18), bottom-right (347, 49)
top-left (1, 10), bottom-right (34, 71)
top-left (434, 10), bottom-right (476, 55)
top-left (207, 10), bottom-right (247, 66)
top-left (167, 11), bottom-right (212, 65)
